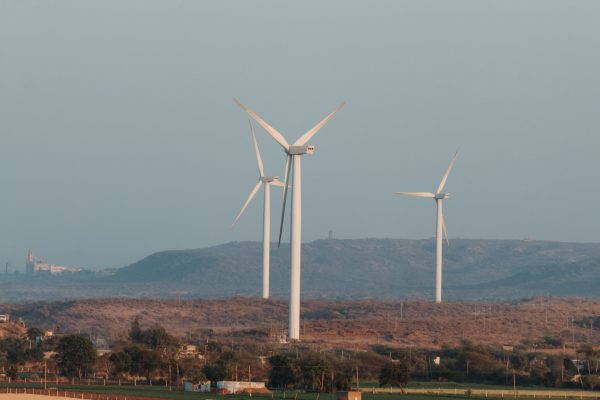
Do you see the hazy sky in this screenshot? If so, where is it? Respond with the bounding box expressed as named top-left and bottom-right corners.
top-left (1, 1), bottom-right (599, 270)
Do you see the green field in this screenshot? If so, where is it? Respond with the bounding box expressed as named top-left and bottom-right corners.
top-left (1, 382), bottom-right (595, 400)
top-left (0, 382), bottom-right (486, 400)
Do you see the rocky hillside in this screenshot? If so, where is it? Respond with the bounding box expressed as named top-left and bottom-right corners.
top-left (108, 238), bottom-right (600, 300)
top-left (1, 238), bottom-right (600, 301)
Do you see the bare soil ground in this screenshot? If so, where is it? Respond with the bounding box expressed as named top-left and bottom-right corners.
top-left (2, 396), bottom-right (64, 400)
top-left (2, 297), bottom-right (599, 351)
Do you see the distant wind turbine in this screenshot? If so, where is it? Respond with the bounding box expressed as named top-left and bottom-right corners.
top-left (234, 99), bottom-right (345, 340)
top-left (394, 152), bottom-right (458, 304)
top-left (232, 119), bottom-right (285, 299)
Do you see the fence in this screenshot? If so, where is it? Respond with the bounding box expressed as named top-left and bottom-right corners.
top-left (0, 387), bottom-right (169, 400)
top-left (0, 377), bottom-right (176, 388)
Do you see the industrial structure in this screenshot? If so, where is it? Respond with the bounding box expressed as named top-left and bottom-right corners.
top-left (26, 250), bottom-right (81, 275)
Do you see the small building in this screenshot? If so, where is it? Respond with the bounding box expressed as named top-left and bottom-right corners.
top-left (177, 344), bottom-right (203, 359)
top-left (216, 381), bottom-right (267, 394)
top-left (96, 348), bottom-right (112, 357)
top-left (337, 391), bottom-right (362, 400)
top-left (92, 337), bottom-right (109, 349)
top-left (184, 381), bottom-right (211, 392)
top-left (0, 314), bottom-right (10, 323)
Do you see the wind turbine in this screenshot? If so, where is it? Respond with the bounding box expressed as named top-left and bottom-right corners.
top-left (232, 119), bottom-right (285, 300)
top-left (394, 152), bottom-right (458, 304)
top-left (234, 99), bottom-right (345, 340)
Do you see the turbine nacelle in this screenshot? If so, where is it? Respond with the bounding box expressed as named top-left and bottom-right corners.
top-left (435, 193), bottom-right (449, 200)
top-left (287, 145), bottom-right (315, 155)
top-left (261, 176), bottom-right (280, 183)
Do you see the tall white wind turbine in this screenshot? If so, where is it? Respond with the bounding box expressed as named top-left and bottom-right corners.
top-left (234, 99), bottom-right (345, 340)
top-left (232, 119), bottom-right (285, 299)
top-left (394, 152), bottom-right (458, 304)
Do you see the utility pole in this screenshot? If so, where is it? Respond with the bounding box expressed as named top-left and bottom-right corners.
top-left (355, 366), bottom-right (359, 389)
top-left (168, 363), bottom-right (171, 390)
top-left (44, 360), bottom-right (47, 390)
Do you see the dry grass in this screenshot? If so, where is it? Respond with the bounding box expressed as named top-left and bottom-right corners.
top-left (2, 297), bottom-right (599, 351)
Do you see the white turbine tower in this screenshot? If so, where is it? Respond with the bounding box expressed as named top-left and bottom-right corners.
top-left (232, 119), bottom-right (285, 299)
top-left (234, 99), bottom-right (345, 340)
top-left (394, 152), bottom-right (458, 304)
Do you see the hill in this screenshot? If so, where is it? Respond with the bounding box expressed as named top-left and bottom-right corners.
top-left (1, 238), bottom-right (600, 301)
top-left (108, 238), bottom-right (600, 300)
top-left (2, 297), bottom-right (599, 350)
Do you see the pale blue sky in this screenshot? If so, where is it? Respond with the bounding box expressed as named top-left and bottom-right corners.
top-left (1, 1), bottom-right (599, 270)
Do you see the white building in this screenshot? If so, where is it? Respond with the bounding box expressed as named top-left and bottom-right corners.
top-left (216, 381), bottom-right (266, 394)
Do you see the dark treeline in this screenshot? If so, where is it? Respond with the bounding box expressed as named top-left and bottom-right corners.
top-left (1, 320), bottom-right (599, 392)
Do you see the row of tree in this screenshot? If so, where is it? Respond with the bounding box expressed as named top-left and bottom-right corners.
top-left (2, 321), bottom-right (600, 391)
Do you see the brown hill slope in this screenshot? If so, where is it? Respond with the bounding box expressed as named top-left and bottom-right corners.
top-left (3, 239), bottom-right (600, 302)
top-left (3, 297), bottom-right (600, 350)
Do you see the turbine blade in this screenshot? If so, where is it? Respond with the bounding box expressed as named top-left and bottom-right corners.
top-left (249, 120), bottom-right (264, 177)
top-left (436, 151), bottom-right (459, 194)
top-left (232, 181), bottom-right (262, 227)
top-left (442, 212), bottom-right (449, 246)
top-left (281, 155), bottom-right (290, 199)
top-left (394, 192), bottom-right (435, 198)
top-left (293, 102), bottom-right (346, 146)
top-left (278, 155), bottom-right (293, 247)
top-left (234, 99), bottom-right (290, 150)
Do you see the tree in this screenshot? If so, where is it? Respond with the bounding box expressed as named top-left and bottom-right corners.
top-left (56, 335), bottom-right (96, 379)
top-left (109, 351), bottom-right (132, 378)
top-left (180, 360), bottom-right (206, 383)
top-left (123, 346), bottom-right (161, 381)
top-left (26, 327), bottom-right (44, 342)
top-left (334, 370), bottom-right (352, 391)
top-left (268, 355), bottom-right (300, 389)
top-left (298, 353), bottom-right (331, 391)
top-left (0, 338), bottom-right (27, 367)
top-left (25, 346), bottom-right (44, 362)
top-left (129, 317), bottom-right (143, 343)
top-left (203, 363), bottom-right (228, 383)
top-left (379, 361), bottom-right (411, 388)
